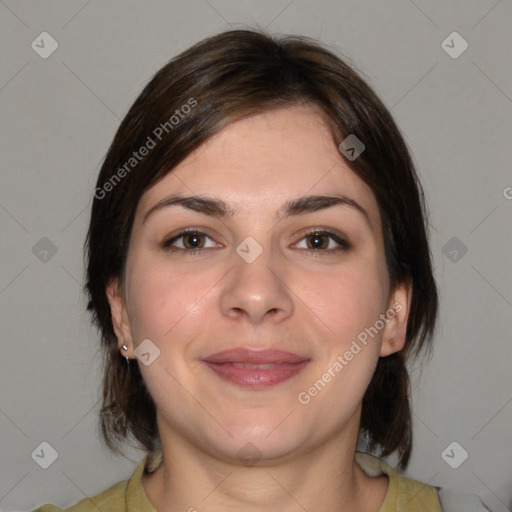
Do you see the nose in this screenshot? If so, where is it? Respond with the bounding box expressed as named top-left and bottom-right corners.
top-left (219, 241), bottom-right (294, 324)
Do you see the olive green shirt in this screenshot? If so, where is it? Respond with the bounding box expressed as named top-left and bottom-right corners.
top-left (33, 451), bottom-right (441, 511)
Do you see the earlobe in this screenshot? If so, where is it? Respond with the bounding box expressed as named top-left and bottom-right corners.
top-left (379, 280), bottom-right (412, 357)
top-left (105, 278), bottom-right (133, 356)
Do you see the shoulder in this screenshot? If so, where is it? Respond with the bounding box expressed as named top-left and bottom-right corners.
top-left (355, 452), bottom-right (495, 512)
top-left (355, 451), bottom-right (442, 512)
top-left (32, 451), bottom-right (162, 512)
top-left (32, 480), bottom-right (127, 512)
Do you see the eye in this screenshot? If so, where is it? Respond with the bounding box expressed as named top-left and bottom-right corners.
top-left (161, 229), bottom-right (220, 253)
top-left (294, 230), bottom-right (350, 252)
top-left (161, 228), bottom-right (349, 255)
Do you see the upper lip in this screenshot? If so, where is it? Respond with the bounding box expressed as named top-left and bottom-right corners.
top-left (202, 348), bottom-right (310, 364)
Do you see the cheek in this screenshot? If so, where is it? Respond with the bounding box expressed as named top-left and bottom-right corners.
top-left (126, 259), bottom-right (210, 342)
top-left (297, 261), bottom-right (387, 344)
top-left (295, 265), bottom-right (385, 420)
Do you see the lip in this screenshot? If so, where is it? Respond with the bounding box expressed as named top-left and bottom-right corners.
top-left (201, 348), bottom-right (310, 389)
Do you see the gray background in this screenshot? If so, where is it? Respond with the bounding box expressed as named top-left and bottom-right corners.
top-left (1, 0), bottom-right (511, 510)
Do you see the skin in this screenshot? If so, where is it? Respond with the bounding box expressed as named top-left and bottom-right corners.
top-left (107, 104), bottom-right (411, 512)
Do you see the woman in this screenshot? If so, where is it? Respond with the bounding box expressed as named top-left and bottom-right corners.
top-left (35, 28), bottom-right (446, 511)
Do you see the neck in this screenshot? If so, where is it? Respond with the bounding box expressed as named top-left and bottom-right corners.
top-left (142, 424), bottom-right (388, 512)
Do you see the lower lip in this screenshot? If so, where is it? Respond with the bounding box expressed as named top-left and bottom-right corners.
top-left (202, 361), bottom-right (310, 389)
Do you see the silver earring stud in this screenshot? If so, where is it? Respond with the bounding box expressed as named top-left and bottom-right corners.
top-left (122, 344), bottom-right (130, 365)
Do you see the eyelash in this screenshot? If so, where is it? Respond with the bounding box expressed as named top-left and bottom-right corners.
top-left (161, 228), bottom-right (350, 256)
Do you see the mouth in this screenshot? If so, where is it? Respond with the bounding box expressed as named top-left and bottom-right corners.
top-left (201, 348), bottom-right (311, 389)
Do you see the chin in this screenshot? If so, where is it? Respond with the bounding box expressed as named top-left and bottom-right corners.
top-left (204, 415), bottom-right (308, 465)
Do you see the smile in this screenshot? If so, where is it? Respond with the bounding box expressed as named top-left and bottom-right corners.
top-left (201, 348), bottom-right (311, 389)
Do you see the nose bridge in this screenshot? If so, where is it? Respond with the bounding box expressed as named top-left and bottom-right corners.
top-left (219, 234), bottom-right (293, 323)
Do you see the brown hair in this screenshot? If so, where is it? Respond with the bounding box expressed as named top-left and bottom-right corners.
top-left (84, 28), bottom-right (438, 470)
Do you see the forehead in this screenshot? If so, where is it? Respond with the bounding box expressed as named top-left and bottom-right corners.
top-left (137, 105), bottom-right (380, 227)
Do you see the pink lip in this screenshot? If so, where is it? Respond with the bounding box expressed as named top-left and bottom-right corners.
top-left (201, 349), bottom-right (310, 389)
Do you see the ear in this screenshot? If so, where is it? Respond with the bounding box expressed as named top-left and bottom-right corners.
top-left (105, 277), bottom-right (133, 358)
top-left (379, 279), bottom-right (412, 357)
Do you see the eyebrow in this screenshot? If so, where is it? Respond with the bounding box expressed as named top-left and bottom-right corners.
top-left (142, 194), bottom-right (371, 227)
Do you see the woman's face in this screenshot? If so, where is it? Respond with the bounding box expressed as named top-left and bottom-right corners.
top-left (108, 104), bottom-right (410, 463)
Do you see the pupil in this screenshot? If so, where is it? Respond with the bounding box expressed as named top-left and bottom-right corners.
top-left (309, 233), bottom-right (324, 249)
top-left (186, 233), bottom-right (202, 248)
